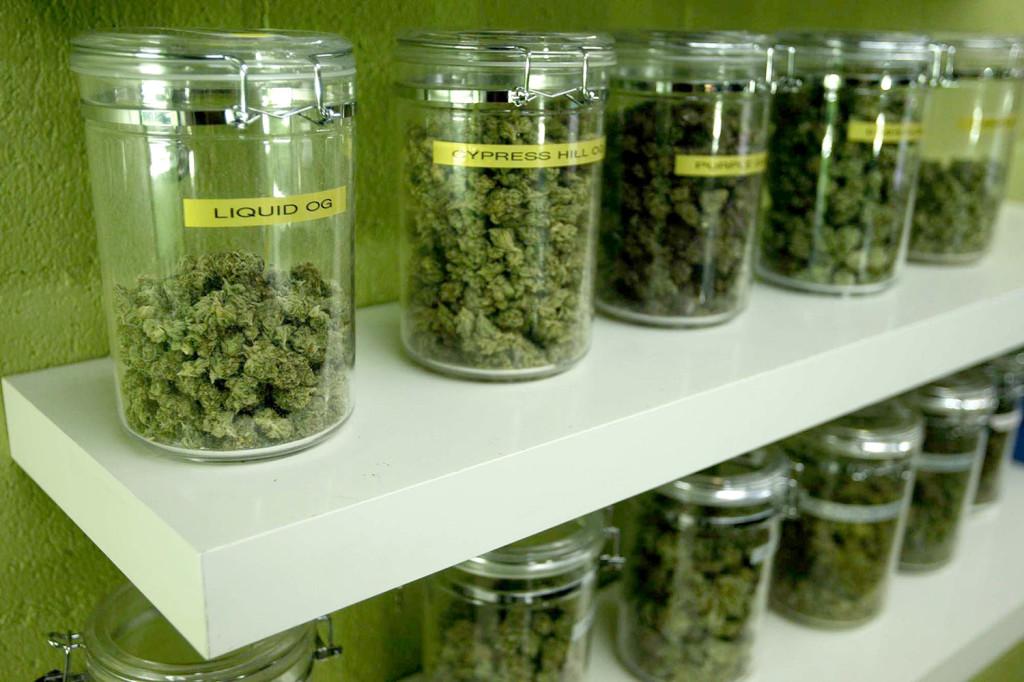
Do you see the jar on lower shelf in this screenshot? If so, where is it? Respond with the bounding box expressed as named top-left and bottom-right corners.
top-left (617, 450), bottom-right (787, 682)
top-left (909, 36), bottom-right (1024, 264)
top-left (422, 513), bottom-right (614, 681)
top-left (36, 584), bottom-right (340, 681)
top-left (976, 350), bottom-right (1024, 506)
top-left (900, 369), bottom-right (996, 570)
top-left (770, 399), bottom-right (922, 627)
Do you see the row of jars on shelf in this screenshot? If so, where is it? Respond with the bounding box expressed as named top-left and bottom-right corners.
top-left (70, 28), bottom-right (1024, 461)
top-left (39, 350), bottom-right (1023, 680)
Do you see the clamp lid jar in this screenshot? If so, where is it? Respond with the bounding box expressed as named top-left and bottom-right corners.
top-left (395, 31), bottom-right (614, 381)
top-left (37, 584), bottom-right (340, 681)
top-left (618, 450), bottom-right (787, 682)
top-left (975, 350), bottom-right (1024, 505)
top-left (598, 32), bottom-right (773, 328)
top-left (757, 32), bottom-right (933, 295)
top-left (71, 29), bottom-right (357, 461)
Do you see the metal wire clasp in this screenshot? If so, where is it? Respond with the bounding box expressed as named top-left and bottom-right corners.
top-left (509, 45), bottom-right (603, 107)
top-left (34, 632), bottom-right (84, 682)
top-left (313, 615), bottom-right (343, 661)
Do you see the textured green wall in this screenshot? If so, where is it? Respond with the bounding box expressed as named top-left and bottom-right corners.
top-left (3, 0), bottom-right (1024, 679)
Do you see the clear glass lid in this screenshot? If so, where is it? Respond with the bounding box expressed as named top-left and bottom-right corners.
top-left (657, 449), bottom-right (788, 507)
top-left (456, 512), bottom-right (605, 580)
top-left (614, 30), bottom-right (772, 88)
top-left (84, 584), bottom-right (314, 681)
top-left (932, 33), bottom-right (1024, 80)
top-left (773, 30), bottom-right (934, 79)
top-left (909, 368), bottom-right (998, 417)
top-left (813, 398), bottom-right (924, 459)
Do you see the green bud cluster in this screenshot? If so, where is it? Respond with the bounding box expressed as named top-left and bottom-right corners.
top-left (402, 106), bottom-right (601, 372)
top-left (598, 93), bottom-right (764, 321)
top-left (425, 578), bottom-right (590, 681)
top-left (900, 421), bottom-right (983, 568)
top-left (770, 439), bottom-right (911, 625)
top-left (909, 159), bottom-right (1004, 260)
top-left (759, 81), bottom-right (921, 289)
top-left (619, 491), bottom-right (772, 681)
top-left (114, 251), bottom-right (351, 451)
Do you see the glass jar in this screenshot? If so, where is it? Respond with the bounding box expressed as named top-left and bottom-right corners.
top-left (422, 513), bottom-right (612, 681)
top-left (909, 36), bottom-right (1024, 263)
top-left (975, 350), bottom-right (1024, 505)
top-left (36, 584), bottom-right (340, 681)
top-left (70, 30), bottom-right (356, 461)
top-left (770, 399), bottom-right (922, 627)
top-left (597, 32), bottom-right (772, 327)
top-left (395, 32), bottom-right (614, 380)
top-left (900, 369), bottom-right (996, 570)
top-left (758, 32), bottom-right (933, 294)
top-left (617, 450), bottom-right (787, 682)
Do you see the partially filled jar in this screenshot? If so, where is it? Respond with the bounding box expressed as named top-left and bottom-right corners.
top-left (71, 30), bottom-right (356, 460)
top-left (900, 369), bottom-right (996, 570)
top-left (909, 35), bottom-right (1024, 263)
top-left (975, 350), bottom-right (1024, 505)
top-left (37, 584), bottom-right (340, 681)
top-left (770, 400), bottom-right (921, 627)
top-left (598, 32), bottom-right (772, 326)
top-left (617, 450), bottom-right (787, 682)
top-left (758, 32), bottom-right (932, 294)
top-left (423, 513), bottom-right (609, 681)
top-left (395, 32), bottom-right (614, 380)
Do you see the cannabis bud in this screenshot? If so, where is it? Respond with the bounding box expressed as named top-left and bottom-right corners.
top-left (900, 421), bottom-right (984, 568)
top-left (909, 159), bottom-right (1004, 261)
top-left (114, 251), bottom-right (351, 452)
top-left (759, 80), bottom-right (921, 290)
top-left (770, 437), bottom-right (912, 625)
top-left (400, 106), bottom-right (602, 376)
top-left (599, 93), bottom-right (766, 323)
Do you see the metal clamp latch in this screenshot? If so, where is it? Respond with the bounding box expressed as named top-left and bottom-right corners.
top-left (506, 44), bottom-right (603, 107)
top-left (34, 632), bottom-right (85, 682)
top-left (313, 615), bottom-right (343, 661)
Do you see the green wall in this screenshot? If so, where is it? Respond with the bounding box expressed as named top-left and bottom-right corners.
top-left (2, 0), bottom-right (1024, 679)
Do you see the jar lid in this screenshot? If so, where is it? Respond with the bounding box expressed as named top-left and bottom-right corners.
top-left (456, 512), bottom-right (605, 580)
top-left (909, 368), bottom-right (998, 417)
top-left (812, 399), bottom-right (924, 459)
top-left (394, 31), bottom-right (615, 106)
top-left (657, 449), bottom-right (788, 507)
top-left (774, 30), bottom-right (934, 79)
top-left (71, 29), bottom-right (354, 80)
top-left (85, 584), bottom-right (314, 681)
top-left (933, 33), bottom-right (1024, 80)
top-left (614, 31), bottom-right (772, 90)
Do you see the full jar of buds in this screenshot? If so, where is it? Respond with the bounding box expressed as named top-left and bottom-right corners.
top-left (910, 36), bottom-right (1024, 263)
top-left (599, 31), bottom-right (772, 327)
top-left (617, 450), bottom-right (787, 682)
top-left (395, 31), bottom-right (615, 380)
top-left (35, 584), bottom-right (340, 682)
top-left (975, 350), bottom-right (1024, 505)
top-left (758, 32), bottom-right (933, 294)
top-left (900, 369), bottom-right (996, 570)
top-left (422, 513), bottom-right (615, 681)
top-left (770, 399), bottom-right (922, 627)
top-left (71, 30), bottom-right (356, 461)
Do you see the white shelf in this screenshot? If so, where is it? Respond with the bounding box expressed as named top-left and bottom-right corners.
top-left (5, 205), bottom-right (1024, 657)
top-left (588, 465), bottom-right (1024, 682)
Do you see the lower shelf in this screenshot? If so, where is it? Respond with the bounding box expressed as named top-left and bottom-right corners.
top-left (588, 464), bottom-right (1024, 682)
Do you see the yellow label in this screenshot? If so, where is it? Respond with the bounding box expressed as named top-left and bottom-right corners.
top-left (674, 152), bottom-right (767, 177)
top-left (957, 115), bottom-right (1018, 132)
top-left (847, 119), bottom-right (922, 144)
top-left (183, 186), bottom-right (346, 228)
top-left (432, 138), bottom-right (606, 168)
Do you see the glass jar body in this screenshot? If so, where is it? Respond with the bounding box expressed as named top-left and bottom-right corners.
top-left (397, 98), bottom-right (604, 380)
top-left (78, 98), bottom-right (355, 461)
top-left (423, 567), bottom-right (598, 681)
top-left (900, 418), bottom-right (987, 569)
top-left (598, 87), bottom-right (769, 326)
top-left (758, 77), bottom-right (926, 294)
top-left (910, 78), bottom-right (1022, 263)
top-left (770, 444), bottom-right (914, 627)
top-left (617, 491), bottom-right (779, 682)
